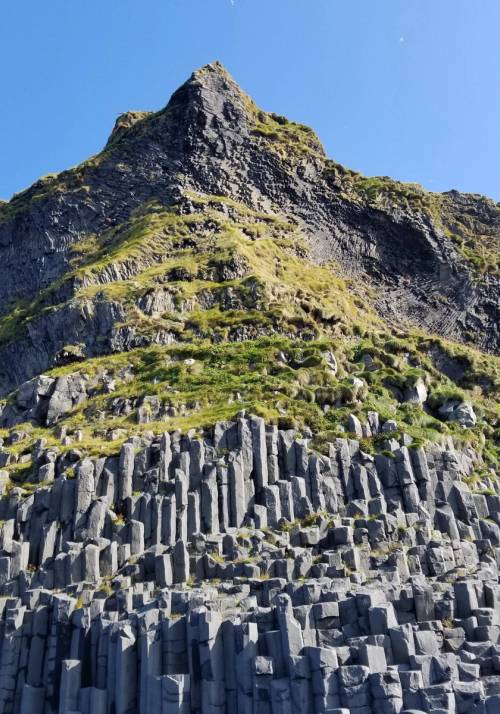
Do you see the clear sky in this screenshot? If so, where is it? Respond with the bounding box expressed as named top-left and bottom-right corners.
top-left (1, 0), bottom-right (499, 201)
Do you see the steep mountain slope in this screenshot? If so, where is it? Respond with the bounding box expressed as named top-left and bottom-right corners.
top-left (0, 61), bottom-right (497, 468)
top-left (0, 62), bottom-right (497, 398)
top-left (0, 63), bottom-right (497, 714)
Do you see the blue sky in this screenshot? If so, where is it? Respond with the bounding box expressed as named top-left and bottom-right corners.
top-left (1, 0), bottom-right (499, 200)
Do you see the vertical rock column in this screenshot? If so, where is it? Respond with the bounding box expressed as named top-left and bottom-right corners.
top-left (118, 444), bottom-right (134, 504)
top-left (201, 465), bottom-right (219, 534)
top-left (115, 626), bottom-right (137, 714)
top-left (228, 454), bottom-right (246, 528)
top-left (74, 459), bottom-right (95, 539)
top-left (58, 659), bottom-right (81, 714)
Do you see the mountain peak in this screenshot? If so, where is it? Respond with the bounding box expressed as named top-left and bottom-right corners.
top-left (104, 61), bottom-right (248, 150)
top-left (164, 59), bottom-right (252, 125)
top-left (192, 59), bottom-right (233, 79)
top-left (0, 60), bottom-right (497, 383)
top-left (189, 60), bottom-right (242, 92)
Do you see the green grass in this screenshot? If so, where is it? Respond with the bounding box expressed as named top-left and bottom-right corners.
top-left (249, 110), bottom-right (324, 159)
top-left (0, 312), bottom-right (496, 491)
top-left (0, 158), bottom-right (497, 491)
top-left (0, 196), bottom-right (381, 364)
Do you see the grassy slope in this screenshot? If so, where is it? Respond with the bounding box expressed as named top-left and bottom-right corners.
top-left (0, 86), bottom-right (497, 496)
top-left (1, 198), bottom-right (497, 495)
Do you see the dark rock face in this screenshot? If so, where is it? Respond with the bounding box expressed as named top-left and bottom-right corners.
top-left (0, 62), bottom-right (497, 395)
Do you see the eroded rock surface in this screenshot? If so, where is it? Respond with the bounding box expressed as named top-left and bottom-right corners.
top-left (0, 62), bottom-right (497, 395)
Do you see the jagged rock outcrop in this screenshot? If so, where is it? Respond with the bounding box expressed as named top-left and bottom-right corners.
top-left (0, 62), bottom-right (497, 395)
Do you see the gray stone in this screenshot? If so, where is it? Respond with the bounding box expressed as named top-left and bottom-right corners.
top-left (46, 374), bottom-right (87, 426)
top-left (369, 604), bottom-right (398, 635)
top-left (388, 624), bottom-right (415, 664)
top-left (118, 443), bottom-right (134, 502)
top-left (130, 520), bottom-right (144, 556)
top-left (85, 499), bottom-right (107, 540)
top-left (58, 659), bottom-right (81, 714)
top-left (359, 644), bottom-right (387, 673)
top-left (455, 580), bottom-right (480, 618)
top-left (228, 454), bottom-right (246, 527)
top-left (0, 556), bottom-right (11, 589)
top-left (173, 539), bottom-right (189, 584)
top-left (347, 414), bottom-right (363, 439)
top-left (21, 684), bottom-right (45, 714)
top-left (262, 485), bottom-right (282, 527)
top-left (201, 466), bottom-right (219, 534)
top-left (250, 416), bottom-right (268, 492)
top-left (74, 458), bottom-right (95, 535)
top-left (82, 544), bottom-right (100, 584)
top-left (438, 400), bottom-right (477, 427)
top-left (189, 438), bottom-right (204, 491)
top-left (115, 627), bottom-right (137, 714)
top-left (187, 491), bottom-right (200, 537)
top-left (155, 553), bottom-right (173, 587)
top-left (162, 496), bottom-right (176, 546)
top-left (404, 377), bottom-right (427, 404)
top-left (277, 479), bottom-right (294, 522)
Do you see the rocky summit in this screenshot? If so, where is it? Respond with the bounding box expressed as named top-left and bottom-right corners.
top-left (0, 62), bottom-right (498, 714)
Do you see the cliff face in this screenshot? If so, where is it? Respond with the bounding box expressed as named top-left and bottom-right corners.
top-left (0, 62), bottom-right (497, 395)
top-left (0, 63), bottom-right (498, 714)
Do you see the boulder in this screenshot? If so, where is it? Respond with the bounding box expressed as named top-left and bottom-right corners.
top-left (438, 400), bottom-right (477, 428)
top-left (45, 374), bottom-right (88, 426)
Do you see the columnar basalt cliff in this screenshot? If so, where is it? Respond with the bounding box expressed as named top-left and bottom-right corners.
top-left (0, 63), bottom-right (498, 714)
